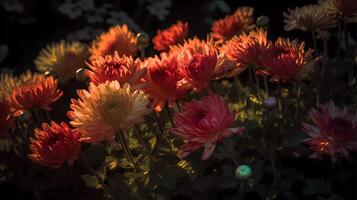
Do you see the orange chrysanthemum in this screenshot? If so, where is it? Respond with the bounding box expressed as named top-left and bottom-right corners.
top-left (28, 122), bottom-right (81, 168)
top-left (90, 24), bottom-right (137, 60)
top-left (8, 76), bottom-right (63, 117)
top-left (319, 0), bottom-right (357, 20)
top-left (86, 52), bottom-right (146, 89)
top-left (152, 21), bottom-right (189, 52)
top-left (68, 81), bottom-right (150, 143)
top-left (219, 28), bottom-right (269, 77)
top-left (211, 7), bottom-right (255, 41)
top-left (256, 38), bottom-right (316, 82)
top-left (144, 54), bottom-right (188, 111)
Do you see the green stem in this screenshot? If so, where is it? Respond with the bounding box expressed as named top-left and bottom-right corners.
top-left (134, 125), bottom-right (149, 154)
top-left (252, 66), bottom-right (262, 101)
top-left (81, 152), bottom-right (117, 200)
top-left (311, 30), bottom-right (320, 107)
top-left (165, 103), bottom-right (174, 125)
top-left (336, 21), bottom-right (342, 58)
top-left (117, 132), bottom-right (136, 171)
top-left (264, 77), bottom-right (269, 96)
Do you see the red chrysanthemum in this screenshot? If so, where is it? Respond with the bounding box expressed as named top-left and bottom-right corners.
top-left (171, 94), bottom-right (245, 160)
top-left (144, 54), bottom-right (188, 111)
top-left (302, 101), bottom-right (357, 162)
top-left (152, 21), bottom-right (189, 52)
top-left (28, 122), bottom-right (81, 168)
top-left (219, 28), bottom-right (269, 77)
top-left (90, 24), bottom-right (137, 60)
top-left (86, 52), bottom-right (146, 89)
top-left (211, 7), bottom-right (255, 41)
top-left (0, 99), bottom-right (14, 135)
top-left (8, 76), bottom-right (63, 117)
top-left (256, 38), bottom-right (316, 82)
top-left (170, 38), bottom-right (218, 91)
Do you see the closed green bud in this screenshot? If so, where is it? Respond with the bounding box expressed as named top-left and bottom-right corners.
top-left (235, 164), bottom-right (252, 180)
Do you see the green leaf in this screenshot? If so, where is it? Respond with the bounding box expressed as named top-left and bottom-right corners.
top-left (81, 175), bottom-right (102, 189)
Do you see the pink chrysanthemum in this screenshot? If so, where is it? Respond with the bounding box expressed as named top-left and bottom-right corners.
top-left (28, 122), bottom-right (81, 168)
top-left (171, 94), bottom-right (245, 160)
top-left (302, 101), bottom-right (357, 162)
top-left (152, 21), bottom-right (189, 52)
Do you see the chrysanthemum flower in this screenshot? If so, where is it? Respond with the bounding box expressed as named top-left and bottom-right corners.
top-left (35, 40), bottom-right (89, 82)
top-left (68, 81), bottom-right (150, 143)
top-left (90, 24), bottom-right (137, 60)
top-left (86, 52), bottom-right (146, 89)
top-left (256, 38), bottom-right (316, 82)
top-left (170, 38), bottom-right (218, 90)
top-left (0, 99), bottom-right (14, 135)
top-left (152, 21), bottom-right (189, 52)
top-left (302, 101), bottom-right (357, 162)
top-left (28, 122), bottom-right (81, 168)
top-left (171, 94), bottom-right (245, 160)
top-left (8, 76), bottom-right (63, 117)
top-left (219, 28), bottom-right (269, 77)
top-left (283, 4), bottom-right (337, 31)
top-left (0, 71), bottom-right (43, 99)
top-left (319, 0), bottom-right (357, 20)
top-left (144, 53), bottom-right (188, 111)
top-left (211, 7), bottom-right (255, 41)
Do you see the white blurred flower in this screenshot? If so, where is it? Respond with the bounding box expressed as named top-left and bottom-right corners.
top-left (147, 0), bottom-right (172, 20)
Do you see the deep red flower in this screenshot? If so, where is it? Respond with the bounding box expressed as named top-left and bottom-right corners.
top-left (171, 94), bottom-right (245, 160)
top-left (256, 38), bottom-right (316, 82)
top-left (8, 76), bottom-right (63, 117)
top-left (302, 101), bottom-right (357, 162)
top-left (152, 21), bottom-right (189, 52)
top-left (144, 54), bottom-right (188, 111)
top-left (28, 122), bottom-right (81, 168)
top-left (211, 7), bottom-right (255, 41)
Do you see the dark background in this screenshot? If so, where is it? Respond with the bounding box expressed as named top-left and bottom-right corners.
top-left (0, 0), bottom-right (316, 73)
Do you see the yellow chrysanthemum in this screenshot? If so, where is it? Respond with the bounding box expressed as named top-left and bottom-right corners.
top-left (35, 41), bottom-right (88, 82)
top-left (68, 81), bottom-right (150, 143)
top-left (283, 4), bottom-right (337, 31)
top-left (90, 24), bottom-right (137, 60)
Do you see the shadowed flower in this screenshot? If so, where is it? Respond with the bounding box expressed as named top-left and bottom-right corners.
top-left (256, 38), bottom-right (316, 82)
top-left (35, 40), bottom-right (89, 82)
top-left (152, 21), bottom-right (189, 52)
top-left (170, 38), bottom-right (218, 91)
top-left (0, 71), bottom-right (43, 99)
top-left (68, 81), bottom-right (150, 143)
top-left (144, 54), bottom-right (188, 111)
top-left (211, 7), bottom-right (255, 41)
top-left (90, 24), bottom-right (137, 60)
top-left (0, 99), bottom-right (14, 135)
top-left (283, 4), bottom-right (337, 32)
top-left (302, 101), bottom-right (357, 162)
top-left (171, 94), bottom-right (245, 160)
top-left (28, 122), bottom-right (81, 168)
top-left (319, 0), bottom-right (357, 21)
top-left (86, 52), bottom-right (146, 89)
top-left (219, 28), bottom-right (269, 77)
top-left (8, 76), bottom-right (63, 117)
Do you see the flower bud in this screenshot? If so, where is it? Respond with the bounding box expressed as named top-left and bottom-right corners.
top-left (18, 110), bottom-right (32, 122)
top-left (256, 15), bottom-right (269, 29)
top-left (263, 97), bottom-right (278, 109)
top-left (136, 32), bottom-right (150, 48)
top-left (75, 68), bottom-right (88, 82)
top-left (235, 164), bottom-right (252, 180)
